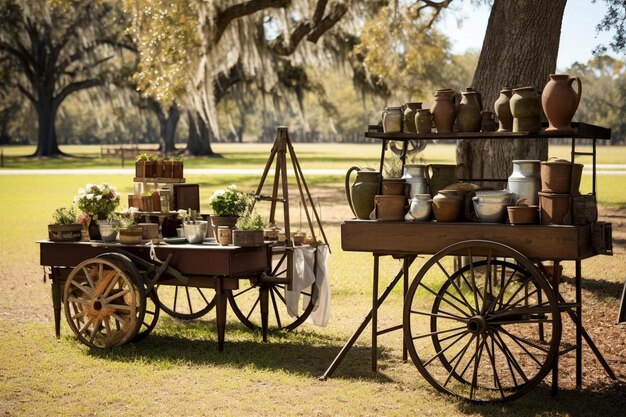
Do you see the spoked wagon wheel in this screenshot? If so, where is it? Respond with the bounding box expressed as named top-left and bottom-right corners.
top-left (153, 284), bottom-right (216, 320)
top-left (228, 249), bottom-right (316, 331)
top-left (403, 240), bottom-right (561, 403)
top-left (64, 258), bottom-right (146, 348)
top-left (96, 253), bottom-right (160, 342)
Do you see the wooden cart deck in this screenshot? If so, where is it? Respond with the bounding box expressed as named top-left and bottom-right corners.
top-left (341, 220), bottom-right (606, 260)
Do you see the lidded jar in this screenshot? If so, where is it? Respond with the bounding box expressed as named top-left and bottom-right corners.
top-left (506, 160), bottom-right (541, 205)
top-left (382, 106), bottom-right (404, 133)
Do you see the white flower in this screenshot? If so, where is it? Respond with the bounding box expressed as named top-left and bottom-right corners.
top-left (96, 195), bottom-right (102, 200)
top-left (86, 193), bottom-right (94, 200)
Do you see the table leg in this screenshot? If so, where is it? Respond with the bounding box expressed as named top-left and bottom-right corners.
top-left (260, 285), bottom-right (269, 343)
top-left (372, 255), bottom-right (379, 372)
top-left (402, 257), bottom-right (409, 362)
top-left (551, 261), bottom-right (560, 397)
top-left (575, 260), bottom-right (582, 389)
top-left (51, 272), bottom-right (62, 338)
top-left (215, 278), bottom-right (228, 352)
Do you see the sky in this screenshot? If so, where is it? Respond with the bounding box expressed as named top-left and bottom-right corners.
top-left (437, 0), bottom-right (623, 70)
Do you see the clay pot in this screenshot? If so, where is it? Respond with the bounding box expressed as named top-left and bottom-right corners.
top-left (456, 91), bottom-right (482, 132)
top-left (431, 89), bottom-right (456, 133)
top-left (539, 192), bottom-right (571, 225)
top-left (432, 190), bottom-right (463, 222)
top-left (382, 178), bottom-right (408, 196)
top-left (542, 74), bottom-right (582, 131)
top-left (210, 216), bottom-right (238, 239)
top-left (374, 195), bottom-right (406, 221)
top-left (382, 106), bottom-right (403, 133)
top-left (510, 86), bottom-right (542, 132)
top-left (507, 204), bottom-right (539, 225)
top-left (403, 102), bottom-right (422, 133)
top-left (480, 111), bottom-right (498, 132)
top-left (540, 159), bottom-right (583, 194)
top-left (494, 87), bottom-right (513, 132)
top-left (416, 109), bottom-right (432, 134)
top-left (345, 166), bottom-right (380, 219)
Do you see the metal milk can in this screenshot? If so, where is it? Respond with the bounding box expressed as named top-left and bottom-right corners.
top-left (402, 164), bottom-right (428, 197)
top-left (507, 160), bottom-right (541, 205)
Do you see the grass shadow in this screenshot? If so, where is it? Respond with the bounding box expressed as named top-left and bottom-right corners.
top-left (86, 318), bottom-right (395, 383)
top-left (561, 274), bottom-right (625, 299)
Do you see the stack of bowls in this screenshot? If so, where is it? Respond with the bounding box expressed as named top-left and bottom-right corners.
top-left (472, 190), bottom-right (514, 223)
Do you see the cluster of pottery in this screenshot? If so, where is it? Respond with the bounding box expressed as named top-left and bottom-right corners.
top-left (381, 73), bottom-right (582, 134)
top-left (346, 158), bottom-right (594, 225)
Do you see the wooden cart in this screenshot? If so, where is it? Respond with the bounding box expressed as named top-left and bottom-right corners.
top-left (322, 123), bottom-right (616, 403)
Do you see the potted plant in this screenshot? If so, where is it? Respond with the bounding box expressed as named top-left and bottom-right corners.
top-left (154, 155), bottom-right (165, 178)
top-left (74, 183), bottom-right (120, 240)
top-left (172, 156), bottom-right (184, 178)
top-left (48, 207), bottom-right (82, 241)
top-left (97, 213), bottom-right (121, 242)
top-left (135, 153), bottom-right (150, 178)
top-left (208, 185), bottom-right (250, 236)
top-left (232, 212), bottom-right (266, 247)
top-left (177, 209), bottom-right (208, 243)
top-left (163, 157), bottom-right (173, 178)
top-left (115, 211), bottom-right (143, 244)
top-left (382, 154), bottom-right (407, 195)
top-left (376, 154), bottom-right (407, 221)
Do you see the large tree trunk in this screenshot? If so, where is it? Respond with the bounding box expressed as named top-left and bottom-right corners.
top-left (33, 96), bottom-right (62, 157)
top-left (186, 111), bottom-right (220, 157)
top-left (456, 0), bottom-right (567, 184)
top-left (154, 102), bottom-right (180, 154)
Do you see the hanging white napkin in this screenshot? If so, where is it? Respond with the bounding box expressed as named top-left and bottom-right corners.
top-left (284, 245), bottom-right (331, 327)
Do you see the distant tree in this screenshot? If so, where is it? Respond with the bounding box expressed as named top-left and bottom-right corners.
top-left (593, 0), bottom-right (626, 54)
top-left (569, 56), bottom-right (626, 144)
top-left (0, 0), bottom-right (129, 157)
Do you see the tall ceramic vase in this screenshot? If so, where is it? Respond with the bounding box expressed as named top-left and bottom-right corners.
top-left (431, 89), bottom-right (456, 133)
top-left (456, 91), bottom-right (482, 132)
top-left (542, 74), bottom-right (582, 131)
top-left (345, 166), bottom-right (380, 219)
top-left (494, 87), bottom-right (513, 132)
top-left (510, 86), bottom-right (542, 132)
top-left (403, 102), bottom-right (422, 133)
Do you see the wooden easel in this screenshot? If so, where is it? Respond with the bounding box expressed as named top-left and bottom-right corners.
top-left (252, 126), bottom-right (330, 251)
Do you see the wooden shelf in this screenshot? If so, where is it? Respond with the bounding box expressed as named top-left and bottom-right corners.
top-left (365, 122), bottom-right (611, 141)
top-left (133, 177), bottom-right (186, 183)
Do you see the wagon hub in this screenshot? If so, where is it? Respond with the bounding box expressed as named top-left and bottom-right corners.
top-left (467, 315), bottom-right (487, 334)
top-left (93, 300), bottom-right (103, 311)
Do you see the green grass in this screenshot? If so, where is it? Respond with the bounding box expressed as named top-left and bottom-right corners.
top-left (0, 145), bottom-right (625, 416)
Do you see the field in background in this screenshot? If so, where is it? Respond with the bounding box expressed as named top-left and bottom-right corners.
top-left (0, 143), bottom-right (625, 416)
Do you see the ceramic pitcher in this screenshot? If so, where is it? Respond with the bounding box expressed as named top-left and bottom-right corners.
top-left (426, 164), bottom-right (466, 197)
top-left (542, 74), bottom-right (582, 131)
top-left (345, 166), bottom-right (380, 219)
top-left (431, 89), bottom-right (456, 133)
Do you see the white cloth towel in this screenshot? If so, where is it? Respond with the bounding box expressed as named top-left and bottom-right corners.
top-left (284, 245), bottom-right (331, 327)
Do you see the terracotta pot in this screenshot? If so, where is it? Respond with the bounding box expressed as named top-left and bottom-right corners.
top-left (431, 89), bottom-right (456, 133)
top-left (510, 86), bottom-right (541, 132)
top-left (507, 205), bottom-right (539, 225)
top-left (374, 195), bottom-right (406, 221)
top-left (403, 102), bottom-right (422, 133)
top-left (456, 91), bottom-right (481, 132)
top-left (493, 87), bottom-right (513, 132)
top-left (540, 159), bottom-right (583, 194)
top-left (345, 166), bottom-right (380, 219)
top-left (382, 178), bottom-right (408, 196)
top-left (539, 192), bottom-right (570, 225)
top-left (432, 190), bottom-right (463, 222)
top-left (542, 74), bottom-right (582, 131)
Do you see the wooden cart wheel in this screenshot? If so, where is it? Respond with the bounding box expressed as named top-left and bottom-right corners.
top-left (64, 258), bottom-right (146, 348)
top-left (403, 240), bottom-right (561, 403)
top-left (96, 252), bottom-right (160, 341)
top-left (153, 284), bottom-right (216, 320)
top-left (227, 250), bottom-right (316, 331)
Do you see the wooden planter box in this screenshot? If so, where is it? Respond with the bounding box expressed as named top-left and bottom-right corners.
top-left (48, 224), bottom-right (83, 242)
top-left (232, 230), bottom-right (264, 247)
top-left (172, 161), bottom-right (183, 178)
top-left (135, 161), bottom-right (145, 178)
top-left (163, 160), bottom-right (173, 178)
top-left (119, 227), bottom-right (143, 244)
top-left (155, 160), bottom-right (164, 178)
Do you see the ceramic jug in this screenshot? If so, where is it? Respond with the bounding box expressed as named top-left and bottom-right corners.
top-left (456, 91), bottom-right (482, 132)
top-left (403, 102), bottom-right (422, 133)
top-left (542, 74), bottom-right (582, 131)
top-left (402, 164), bottom-right (428, 196)
top-left (345, 166), bottom-right (380, 219)
top-left (480, 111), bottom-right (498, 132)
top-left (510, 86), bottom-right (542, 132)
top-left (407, 194), bottom-right (432, 221)
top-left (416, 109), bottom-right (432, 133)
top-left (507, 160), bottom-right (541, 205)
top-left (382, 106), bottom-right (403, 133)
top-left (432, 190), bottom-right (463, 222)
top-left (431, 89), bottom-right (456, 133)
top-left (426, 163), bottom-right (466, 197)
top-left (493, 87), bottom-right (513, 132)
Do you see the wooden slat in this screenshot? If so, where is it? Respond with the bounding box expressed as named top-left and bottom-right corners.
top-left (341, 220), bottom-right (594, 261)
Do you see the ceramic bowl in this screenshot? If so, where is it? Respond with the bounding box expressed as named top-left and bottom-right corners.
top-left (472, 198), bottom-right (510, 223)
top-left (183, 221), bottom-right (208, 244)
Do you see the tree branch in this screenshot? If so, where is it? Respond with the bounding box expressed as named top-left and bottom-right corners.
top-left (16, 82), bottom-right (36, 105)
top-left (53, 78), bottom-right (102, 108)
top-left (307, 3), bottom-right (348, 43)
top-left (215, 0), bottom-right (291, 42)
